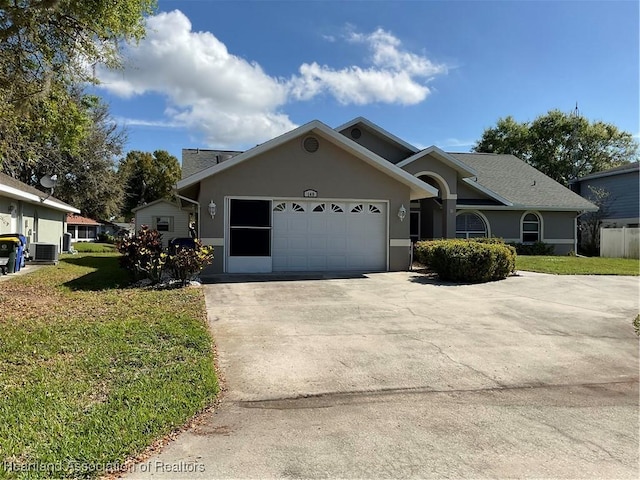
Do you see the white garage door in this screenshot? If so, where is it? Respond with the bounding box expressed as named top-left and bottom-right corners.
top-left (272, 200), bottom-right (387, 272)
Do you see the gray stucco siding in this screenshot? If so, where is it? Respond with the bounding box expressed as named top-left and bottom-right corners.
top-left (400, 155), bottom-right (458, 197)
top-left (470, 210), bottom-right (576, 245)
top-left (338, 126), bottom-right (412, 164)
top-left (479, 211), bottom-right (522, 239)
top-left (456, 180), bottom-right (493, 201)
top-left (542, 211), bottom-right (576, 240)
top-left (196, 135), bottom-right (412, 272)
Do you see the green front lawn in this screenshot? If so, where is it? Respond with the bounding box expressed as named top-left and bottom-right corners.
top-left (71, 242), bottom-right (117, 253)
top-left (0, 254), bottom-right (218, 479)
top-left (516, 255), bottom-right (640, 275)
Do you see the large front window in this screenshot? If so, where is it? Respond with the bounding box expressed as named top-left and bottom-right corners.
top-left (456, 212), bottom-right (488, 239)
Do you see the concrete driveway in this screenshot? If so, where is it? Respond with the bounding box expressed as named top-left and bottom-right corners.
top-left (127, 271), bottom-right (639, 479)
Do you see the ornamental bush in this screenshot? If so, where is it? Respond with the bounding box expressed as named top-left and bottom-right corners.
top-left (415, 239), bottom-right (516, 283)
top-left (508, 241), bottom-right (554, 256)
top-left (117, 227), bottom-right (215, 286)
top-left (116, 225), bottom-right (166, 283)
top-left (168, 240), bottom-right (214, 286)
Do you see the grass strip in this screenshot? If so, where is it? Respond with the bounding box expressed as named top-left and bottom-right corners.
top-left (516, 255), bottom-right (639, 275)
top-left (0, 254), bottom-right (218, 479)
top-left (71, 243), bottom-right (117, 253)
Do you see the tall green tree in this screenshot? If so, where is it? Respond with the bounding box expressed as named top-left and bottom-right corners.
top-left (0, 0), bottom-right (156, 169)
top-left (53, 97), bottom-right (126, 220)
top-left (474, 110), bottom-right (639, 185)
top-left (119, 150), bottom-right (181, 219)
top-left (6, 91), bottom-right (125, 220)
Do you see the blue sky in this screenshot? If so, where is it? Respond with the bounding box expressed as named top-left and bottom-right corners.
top-left (95, 0), bottom-right (639, 163)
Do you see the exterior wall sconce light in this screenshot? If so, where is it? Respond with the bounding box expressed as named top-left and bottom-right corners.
top-left (208, 200), bottom-right (217, 219)
top-left (398, 204), bottom-right (407, 222)
top-left (8, 204), bottom-right (15, 214)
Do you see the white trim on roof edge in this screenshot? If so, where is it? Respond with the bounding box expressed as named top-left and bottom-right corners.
top-left (176, 120), bottom-right (438, 200)
top-left (131, 198), bottom-right (182, 213)
top-left (334, 117), bottom-right (420, 153)
top-left (396, 146), bottom-right (478, 177)
top-left (0, 183), bottom-right (80, 213)
top-left (456, 204), bottom-right (598, 212)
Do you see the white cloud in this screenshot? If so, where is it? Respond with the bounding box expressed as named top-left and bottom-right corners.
top-left (114, 116), bottom-right (183, 128)
top-left (98, 10), bottom-right (293, 147)
top-left (97, 11), bottom-right (448, 147)
top-left (440, 138), bottom-right (476, 148)
top-left (289, 28), bottom-right (447, 106)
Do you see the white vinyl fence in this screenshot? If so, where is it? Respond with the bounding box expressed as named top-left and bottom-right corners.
top-left (600, 227), bottom-right (640, 259)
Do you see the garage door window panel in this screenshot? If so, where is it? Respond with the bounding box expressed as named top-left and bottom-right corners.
top-left (229, 199), bottom-right (271, 257)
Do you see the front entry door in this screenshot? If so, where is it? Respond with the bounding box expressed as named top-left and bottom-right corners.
top-left (227, 199), bottom-right (272, 273)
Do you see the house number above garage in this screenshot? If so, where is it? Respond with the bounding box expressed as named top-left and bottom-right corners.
top-left (303, 189), bottom-right (318, 198)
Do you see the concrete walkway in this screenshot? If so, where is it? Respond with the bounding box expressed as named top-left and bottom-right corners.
top-left (0, 264), bottom-right (45, 282)
top-left (126, 271), bottom-right (639, 479)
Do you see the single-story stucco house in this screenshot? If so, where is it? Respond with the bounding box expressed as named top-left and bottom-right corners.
top-left (1, 172), bottom-right (80, 257)
top-left (175, 117), bottom-right (597, 274)
top-left (133, 199), bottom-right (192, 248)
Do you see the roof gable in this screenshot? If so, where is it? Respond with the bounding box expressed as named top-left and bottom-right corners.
top-left (132, 198), bottom-right (182, 212)
top-left (176, 120), bottom-right (438, 200)
top-left (335, 117), bottom-right (419, 158)
top-left (397, 146), bottom-right (478, 177)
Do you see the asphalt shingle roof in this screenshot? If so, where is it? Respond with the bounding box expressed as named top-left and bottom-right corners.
top-left (449, 153), bottom-right (597, 210)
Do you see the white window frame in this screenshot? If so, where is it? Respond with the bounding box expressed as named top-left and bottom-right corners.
top-left (520, 211), bottom-right (542, 244)
top-left (153, 216), bottom-right (174, 232)
top-left (455, 211), bottom-right (490, 239)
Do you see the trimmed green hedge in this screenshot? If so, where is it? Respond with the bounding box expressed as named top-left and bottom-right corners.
top-left (507, 241), bottom-right (554, 256)
top-left (415, 239), bottom-right (516, 283)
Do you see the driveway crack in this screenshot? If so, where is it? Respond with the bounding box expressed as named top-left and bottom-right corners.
top-left (518, 413), bottom-right (625, 464)
top-left (405, 334), bottom-right (506, 388)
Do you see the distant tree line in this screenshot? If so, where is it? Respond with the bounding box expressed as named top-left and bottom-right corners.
top-left (473, 109), bottom-right (638, 186)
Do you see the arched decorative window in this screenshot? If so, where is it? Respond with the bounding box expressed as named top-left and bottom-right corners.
top-left (456, 212), bottom-right (488, 239)
top-left (522, 212), bottom-right (541, 243)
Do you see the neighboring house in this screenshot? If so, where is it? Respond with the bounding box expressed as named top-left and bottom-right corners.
top-left (66, 214), bottom-right (102, 242)
top-left (133, 199), bottom-right (191, 248)
top-left (570, 162), bottom-right (639, 228)
top-left (0, 172), bottom-right (81, 251)
top-left (175, 117), bottom-right (597, 274)
top-left (112, 222), bottom-right (136, 237)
